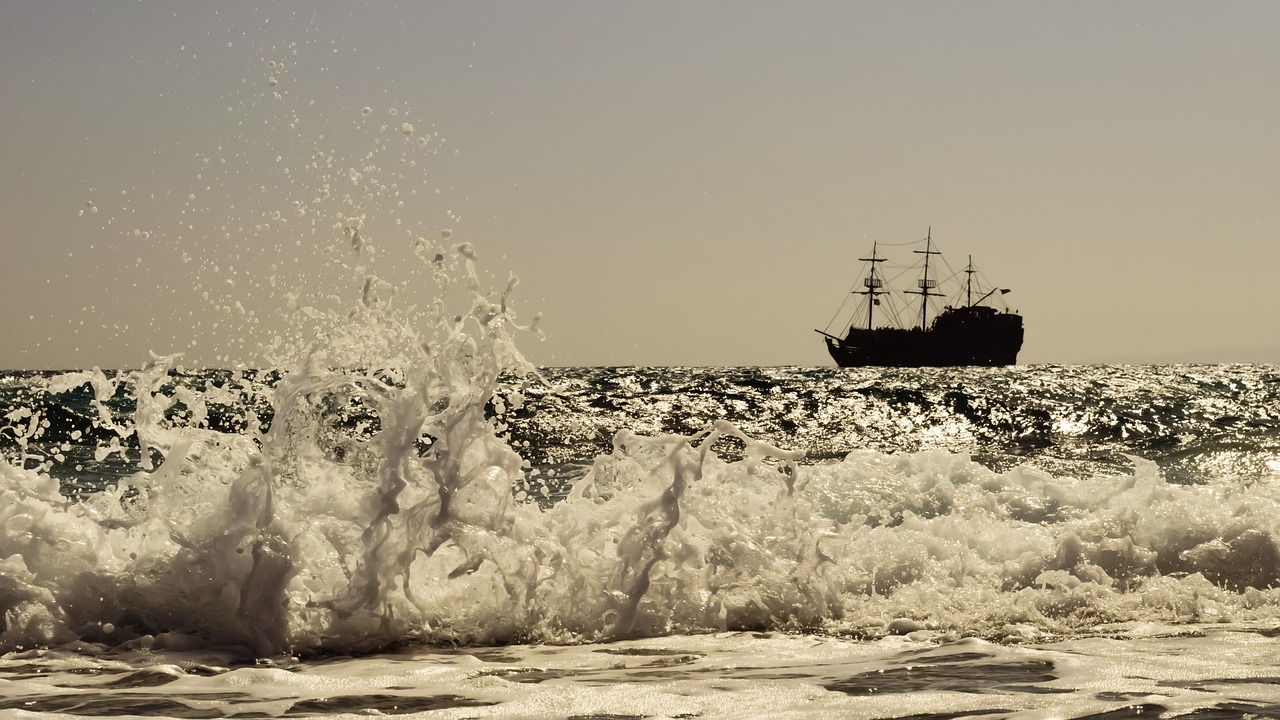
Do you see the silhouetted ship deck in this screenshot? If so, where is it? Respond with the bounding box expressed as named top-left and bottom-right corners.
top-left (816, 229), bottom-right (1024, 367)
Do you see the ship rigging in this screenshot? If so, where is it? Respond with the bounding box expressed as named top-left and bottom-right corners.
top-left (816, 228), bottom-right (1024, 367)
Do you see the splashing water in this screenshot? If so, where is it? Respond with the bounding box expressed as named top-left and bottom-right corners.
top-left (2, 240), bottom-right (825, 657)
top-left (9, 314), bottom-right (1280, 661)
top-left (2, 45), bottom-right (827, 657)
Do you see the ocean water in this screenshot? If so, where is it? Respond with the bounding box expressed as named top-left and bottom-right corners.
top-left (4, 350), bottom-right (1280, 719)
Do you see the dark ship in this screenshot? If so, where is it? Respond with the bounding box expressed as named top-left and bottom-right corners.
top-left (816, 229), bottom-right (1024, 367)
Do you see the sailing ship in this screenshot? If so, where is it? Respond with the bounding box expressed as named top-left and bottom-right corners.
top-left (816, 229), bottom-right (1024, 367)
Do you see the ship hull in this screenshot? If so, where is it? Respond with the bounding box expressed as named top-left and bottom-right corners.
top-left (825, 308), bottom-right (1024, 368)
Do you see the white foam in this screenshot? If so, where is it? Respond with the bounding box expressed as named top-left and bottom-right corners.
top-left (9, 326), bottom-right (1280, 658)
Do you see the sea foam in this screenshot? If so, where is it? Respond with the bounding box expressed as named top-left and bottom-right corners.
top-left (0, 245), bottom-right (813, 656)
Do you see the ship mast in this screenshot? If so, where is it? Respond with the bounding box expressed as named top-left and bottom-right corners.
top-left (908, 227), bottom-right (943, 329)
top-left (965, 254), bottom-right (975, 307)
top-left (856, 242), bottom-right (886, 329)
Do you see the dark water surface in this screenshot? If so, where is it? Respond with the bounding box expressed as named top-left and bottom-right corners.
top-left (7, 364), bottom-right (1277, 491)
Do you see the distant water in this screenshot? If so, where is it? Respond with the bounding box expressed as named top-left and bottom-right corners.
top-left (13, 364), bottom-right (1279, 492)
top-left (4, 358), bottom-right (1280, 719)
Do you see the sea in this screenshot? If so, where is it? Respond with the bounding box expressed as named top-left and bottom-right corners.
top-left (4, 353), bottom-right (1280, 719)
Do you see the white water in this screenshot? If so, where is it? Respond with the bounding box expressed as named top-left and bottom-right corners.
top-left (6, 281), bottom-right (1280, 652)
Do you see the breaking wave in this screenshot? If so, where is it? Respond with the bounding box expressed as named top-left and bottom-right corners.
top-left (5, 256), bottom-right (1280, 659)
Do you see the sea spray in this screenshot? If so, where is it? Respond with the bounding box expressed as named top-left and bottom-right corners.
top-left (1, 49), bottom-right (842, 653)
top-left (0, 242), bottom-right (817, 656)
top-left (1, 243), bottom-right (527, 654)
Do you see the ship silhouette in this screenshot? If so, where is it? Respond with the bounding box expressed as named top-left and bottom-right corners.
top-left (816, 228), bottom-right (1024, 367)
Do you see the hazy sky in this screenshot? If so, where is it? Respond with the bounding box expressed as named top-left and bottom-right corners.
top-left (3, 1), bottom-right (1279, 369)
